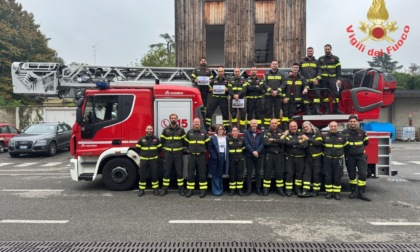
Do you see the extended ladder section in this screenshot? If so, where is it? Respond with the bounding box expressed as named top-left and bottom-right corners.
top-left (11, 62), bottom-right (361, 97)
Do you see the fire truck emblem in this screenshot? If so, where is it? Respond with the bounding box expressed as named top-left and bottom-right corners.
top-left (358, 0), bottom-right (397, 43)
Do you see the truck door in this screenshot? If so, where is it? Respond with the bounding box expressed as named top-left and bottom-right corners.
top-left (340, 69), bottom-right (383, 120)
top-left (154, 99), bottom-right (192, 137)
top-left (79, 95), bottom-right (131, 155)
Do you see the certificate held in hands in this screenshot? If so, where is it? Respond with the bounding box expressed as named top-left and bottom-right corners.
top-left (213, 85), bottom-right (226, 95)
top-left (197, 76), bottom-right (210, 86)
top-left (232, 99), bottom-right (245, 108)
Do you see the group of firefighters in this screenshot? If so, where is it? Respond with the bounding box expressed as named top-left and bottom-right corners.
top-left (135, 113), bottom-right (371, 202)
top-left (191, 44), bottom-right (344, 133)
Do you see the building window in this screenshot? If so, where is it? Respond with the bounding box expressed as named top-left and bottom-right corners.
top-left (255, 24), bottom-right (274, 64)
top-left (206, 25), bottom-right (225, 66)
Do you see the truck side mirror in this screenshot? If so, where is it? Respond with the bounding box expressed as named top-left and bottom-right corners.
top-left (76, 108), bottom-right (83, 124)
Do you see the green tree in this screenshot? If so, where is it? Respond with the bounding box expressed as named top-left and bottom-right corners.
top-left (136, 33), bottom-right (175, 67)
top-left (367, 53), bottom-right (403, 73)
top-left (393, 72), bottom-right (420, 90)
top-left (0, 0), bottom-right (61, 107)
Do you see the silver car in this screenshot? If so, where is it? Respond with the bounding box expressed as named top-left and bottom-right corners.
top-left (8, 122), bottom-right (72, 157)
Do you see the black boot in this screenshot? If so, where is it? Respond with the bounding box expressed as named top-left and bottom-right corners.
top-left (138, 190), bottom-right (145, 197)
top-left (237, 189), bottom-right (244, 196)
top-left (185, 189), bottom-right (193, 198)
top-left (178, 186), bottom-right (185, 196)
top-left (334, 192), bottom-right (341, 200)
top-left (263, 188), bottom-right (269, 196)
top-left (277, 188), bottom-right (286, 196)
top-left (294, 186), bottom-right (302, 196)
top-left (349, 184), bottom-right (358, 199)
top-left (325, 192), bottom-right (333, 199)
top-left (153, 189), bottom-right (159, 196)
top-left (324, 103), bottom-right (330, 114)
top-left (304, 105), bottom-right (312, 115)
top-left (199, 190), bottom-right (207, 198)
top-left (230, 189), bottom-right (236, 196)
top-left (314, 103), bottom-right (322, 115)
top-left (357, 187), bottom-right (371, 201)
top-left (311, 190), bottom-right (319, 197)
top-left (159, 187), bottom-right (168, 196)
top-left (298, 189), bottom-right (310, 198)
top-left (285, 190), bottom-right (292, 197)
top-left (256, 188), bottom-right (263, 196)
top-left (333, 103), bottom-right (344, 114)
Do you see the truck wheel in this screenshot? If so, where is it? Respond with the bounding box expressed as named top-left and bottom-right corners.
top-left (0, 142), bottom-right (4, 153)
top-left (48, 141), bottom-right (57, 156)
top-left (102, 158), bottom-right (137, 191)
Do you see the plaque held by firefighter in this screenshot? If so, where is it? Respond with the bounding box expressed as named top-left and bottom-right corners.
top-left (231, 99), bottom-right (245, 108)
top-left (197, 76), bottom-right (210, 86)
top-left (213, 85), bottom-right (226, 95)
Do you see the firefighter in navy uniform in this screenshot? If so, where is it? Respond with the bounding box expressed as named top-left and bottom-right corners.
top-left (282, 63), bottom-right (309, 129)
top-left (322, 121), bottom-right (348, 200)
top-left (228, 126), bottom-right (246, 196)
top-left (263, 60), bottom-right (285, 128)
top-left (135, 125), bottom-right (162, 197)
top-left (205, 67), bottom-right (230, 132)
top-left (343, 115), bottom-right (371, 201)
top-left (228, 68), bottom-right (246, 132)
top-left (263, 118), bottom-right (286, 196)
top-left (159, 113), bottom-right (187, 196)
top-left (244, 66), bottom-right (264, 129)
top-left (284, 121), bottom-right (308, 197)
top-left (301, 121), bottom-right (323, 197)
top-left (191, 57), bottom-right (214, 118)
top-left (299, 47), bottom-right (322, 115)
top-left (184, 118), bottom-right (210, 198)
top-left (318, 44), bottom-right (343, 114)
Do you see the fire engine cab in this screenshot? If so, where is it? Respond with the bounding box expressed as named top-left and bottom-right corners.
top-left (10, 63), bottom-right (397, 190)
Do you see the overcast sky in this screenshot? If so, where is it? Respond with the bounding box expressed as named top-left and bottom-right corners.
top-left (16, 0), bottom-right (418, 70)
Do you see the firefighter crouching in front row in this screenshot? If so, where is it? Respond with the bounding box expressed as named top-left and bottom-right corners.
top-left (135, 125), bottom-right (162, 197)
top-left (322, 121), bottom-right (348, 200)
top-left (343, 115), bottom-right (371, 201)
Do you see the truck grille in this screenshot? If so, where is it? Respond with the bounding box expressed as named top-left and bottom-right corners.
top-left (0, 242), bottom-right (419, 252)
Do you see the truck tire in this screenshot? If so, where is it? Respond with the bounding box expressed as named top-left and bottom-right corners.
top-left (102, 158), bottom-right (138, 191)
top-left (0, 142), bottom-right (4, 153)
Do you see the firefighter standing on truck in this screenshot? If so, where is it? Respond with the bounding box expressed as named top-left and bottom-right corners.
top-left (263, 118), bottom-right (286, 196)
top-left (191, 57), bottom-right (214, 119)
top-left (205, 67), bottom-right (230, 132)
top-left (343, 115), bottom-right (371, 201)
top-left (159, 113), bottom-right (186, 197)
top-left (284, 121), bottom-right (308, 197)
top-left (184, 118), bottom-right (210, 198)
top-left (299, 47), bottom-right (322, 115)
top-left (319, 44), bottom-right (344, 114)
top-left (322, 121), bottom-right (348, 200)
top-left (244, 66), bottom-right (264, 129)
top-left (263, 60), bottom-right (284, 129)
top-left (282, 63), bottom-right (309, 130)
top-left (228, 126), bottom-right (245, 196)
top-left (301, 121), bottom-right (323, 197)
top-left (228, 68), bottom-right (246, 132)
top-left (135, 125), bottom-right (162, 197)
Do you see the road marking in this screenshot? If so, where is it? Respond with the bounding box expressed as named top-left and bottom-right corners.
top-left (414, 173), bottom-right (420, 175)
top-left (0, 173), bottom-right (69, 176)
top-left (0, 163), bottom-right (13, 167)
top-left (0, 168), bottom-right (66, 172)
top-left (391, 161), bottom-right (406, 166)
top-left (1, 189), bottom-right (64, 192)
top-left (14, 163), bottom-right (38, 167)
top-left (370, 222), bottom-right (420, 226)
top-left (41, 162), bottom-right (63, 167)
top-left (409, 161), bottom-right (420, 165)
top-left (169, 220), bottom-right (253, 224)
top-left (0, 220), bottom-right (68, 224)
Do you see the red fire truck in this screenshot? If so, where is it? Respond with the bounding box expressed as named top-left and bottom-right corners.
top-left (11, 63), bottom-right (397, 190)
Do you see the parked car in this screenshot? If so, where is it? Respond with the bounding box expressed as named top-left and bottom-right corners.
top-left (0, 123), bottom-right (20, 153)
top-left (8, 122), bottom-right (72, 157)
